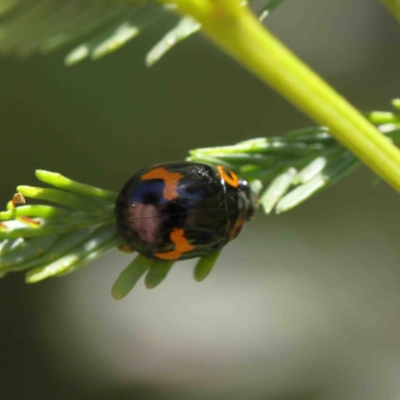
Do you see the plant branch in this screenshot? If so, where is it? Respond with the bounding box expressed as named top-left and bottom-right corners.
top-left (160, 0), bottom-right (400, 192)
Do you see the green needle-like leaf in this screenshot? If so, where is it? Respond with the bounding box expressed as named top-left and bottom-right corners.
top-left (0, 238), bottom-right (25, 256)
top-left (202, 153), bottom-right (276, 166)
top-left (65, 4), bottom-right (166, 66)
top-left (112, 255), bottom-right (154, 299)
top-left (40, 4), bottom-right (132, 54)
top-left (275, 152), bottom-right (360, 213)
top-left (25, 223), bottom-right (118, 282)
top-left (0, 205), bottom-right (70, 221)
top-left (364, 111), bottom-right (400, 125)
top-left (239, 157), bottom-right (304, 181)
top-left (9, 229), bottom-right (90, 273)
top-left (193, 139), bottom-right (319, 156)
top-left (17, 186), bottom-right (107, 216)
top-left (0, 234), bottom-right (58, 269)
top-left (260, 168), bottom-right (296, 214)
top-left (65, 3), bottom-right (164, 65)
top-left (392, 99), bottom-right (400, 110)
top-left (188, 154), bottom-right (236, 170)
top-left (194, 251), bottom-right (221, 282)
top-left (65, 21), bottom-right (140, 65)
top-left (58, 236), bottom-right (122, 276)
top-left (145, 259), bottom-right (174, 289)
top-left (258, 0), bottom-right (284, 22)
top-left (91, 21), bottom-right (140, 60)
top-left (146, 15), bottom-right (200, 66)
top-left (0, 214), bottom-right (110, 240)
top-left (35, 170), bottom-right (118, 202)
top-left (250, 179), bottom-right (263, 196)
top-left (293, 156), bottom-right (328, 184)
top-left (285, 132), bottom-right (334, 144)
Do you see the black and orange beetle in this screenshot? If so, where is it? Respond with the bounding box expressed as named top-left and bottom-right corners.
top-left (114, 162), bottom-right (257, 260)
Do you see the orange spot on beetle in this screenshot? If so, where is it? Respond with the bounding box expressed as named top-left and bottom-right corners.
top-left (141, 167), bottom-right (183, 200)
top-left (217, 166), bottom-right (239, 188)
top-left (155, 228), bottom-right (194, 260)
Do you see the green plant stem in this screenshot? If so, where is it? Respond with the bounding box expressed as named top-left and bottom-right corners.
top-left (161, 0), bottom-right (400, 192)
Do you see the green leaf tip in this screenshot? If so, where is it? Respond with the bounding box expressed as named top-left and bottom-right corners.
top-left (392, 99), bottom-right (400, 111)
top-left (293, 157), bottom-right (328, 185)
top-left (145, 260), bottom-right (174, 289)
top-left (88, 20), bottom-right (143, 63)
top-left (16, 186), bottom-right (107, 217)
top-left (146, 16), bottom-right (201, 67)
top-left (35, 170), bottom-right (118, 202)
top-left (0, 205), bottom-right (71, 221)
top-left (194, 251), bottom-right (221, 282)
top-left (260, 168), bottom-right (296, 214)
top-left (111, 255), bottom-right (153, 299)
top-left (258, 0), bottom-right (284, 22)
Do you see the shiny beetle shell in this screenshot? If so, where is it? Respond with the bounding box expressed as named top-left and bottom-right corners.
top-left (114, 162), bottom-right (256, 260)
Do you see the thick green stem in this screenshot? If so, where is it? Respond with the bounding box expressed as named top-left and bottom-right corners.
top-left (162, 0), bottom-right (400, 192)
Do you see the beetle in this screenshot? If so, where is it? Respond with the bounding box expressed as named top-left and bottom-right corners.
top-left (114, 162), bottom-right (257, 260)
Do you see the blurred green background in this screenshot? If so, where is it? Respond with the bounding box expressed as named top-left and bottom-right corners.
top-left (1, 1), bottom-right (400, 399)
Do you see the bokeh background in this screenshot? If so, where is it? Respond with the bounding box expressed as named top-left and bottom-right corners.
top-left (1, 0), bottom-right (400, 399)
